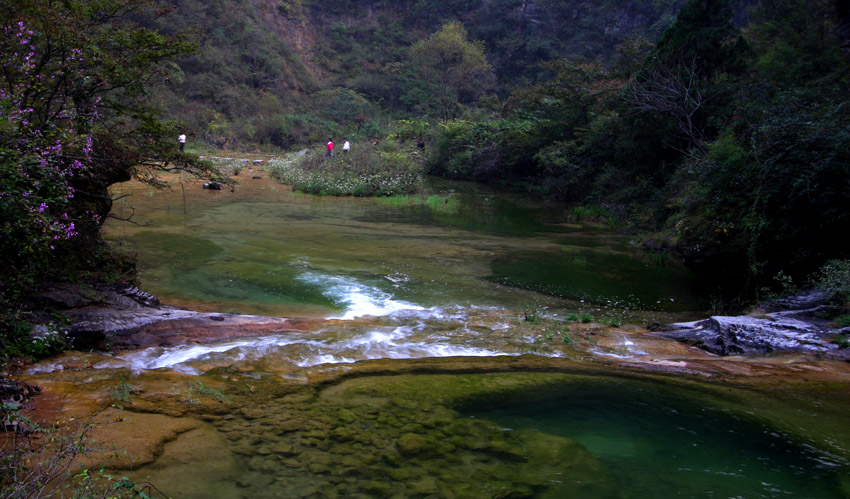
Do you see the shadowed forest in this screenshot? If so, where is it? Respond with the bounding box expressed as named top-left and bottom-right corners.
top-left (2, 0), bottom-right (849, 352)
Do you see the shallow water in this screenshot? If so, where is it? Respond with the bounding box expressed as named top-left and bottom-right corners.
top-left (468, 378), bottom-right (848, 498)
top-left (109, 372), bottom-right (849, 499)
top-left (99, 174), bottom-right (712, 372)
top-left (106, 175), bottom-right (707, 321)
top-left (92, 172), bottom-right (850, 498)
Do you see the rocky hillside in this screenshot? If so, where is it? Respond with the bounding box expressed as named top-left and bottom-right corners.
top-left (152, 0), bottom-right (695, 148)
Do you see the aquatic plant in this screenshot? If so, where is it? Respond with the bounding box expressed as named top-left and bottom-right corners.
top-left (522, 305), bottom-right (540, 324)
top-left (187, 381), bottom-right (230, 404)
top-left (375, 194), bottom-right (459, 213)
top-left (563, 312), bottom-right (595, 324)
top-left (425, 195), bottom-right (459, 214)
top-left (266, 146), bottom-right (424, 197)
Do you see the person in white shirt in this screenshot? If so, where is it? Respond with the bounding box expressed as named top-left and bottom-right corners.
top-left (178, 133), bottom-right (187, 152)
top-left (342, 139), bottom-right (350, 153)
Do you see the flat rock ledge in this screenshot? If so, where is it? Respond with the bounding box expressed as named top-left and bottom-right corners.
top-left (664, 306), bottom-right (850, 360)
top-left (52, 283), bottom-right (309, 351)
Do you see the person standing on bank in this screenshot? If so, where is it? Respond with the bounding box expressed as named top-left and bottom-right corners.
top-left (178, 133), bottom-right (186, 152)
top-left (326, 139), bottom-right (334, 158)
top-left (342, 139), bottom-right (350, 154)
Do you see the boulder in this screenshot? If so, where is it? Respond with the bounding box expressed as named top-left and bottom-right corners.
top-left (760, 289), bottom-right (831, 312)
top-left (665, 306), bottom-right (849, 359)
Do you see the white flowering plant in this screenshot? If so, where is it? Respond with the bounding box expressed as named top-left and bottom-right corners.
top-left (266, 145), bottom-right (424, 197)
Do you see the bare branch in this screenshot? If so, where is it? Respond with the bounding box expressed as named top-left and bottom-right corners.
top-left (628, 57), bottom-right (709, 152)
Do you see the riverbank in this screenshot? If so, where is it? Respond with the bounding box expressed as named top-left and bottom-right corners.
top-left (5, 170), bottom-right (850, 497)
top-left (5, 284), bottom-right (850, 497)
top-left (14, 341), bottom-right (850, 498)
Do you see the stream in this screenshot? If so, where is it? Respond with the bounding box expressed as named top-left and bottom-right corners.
top-left (20, 170), bottom-right (850, 498)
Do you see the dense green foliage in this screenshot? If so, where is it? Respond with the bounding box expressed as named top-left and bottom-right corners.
top-left (3, 0), bottom-right (848, 324)
top-left (409, 22), bottom-right (495, 122)
top-left (425, 0), bottom-right (850, 292)
top-left (147, 0), bottom-right (688, 147)
top-left (1, 0), bottom-right (212, 360)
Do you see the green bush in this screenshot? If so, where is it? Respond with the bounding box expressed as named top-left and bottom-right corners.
top-left (811, 259), bottom-right (850, 305)
top-left (0, 318), bottom-right (69, 363)
top-left (668, 97), bottom-right (850, 281)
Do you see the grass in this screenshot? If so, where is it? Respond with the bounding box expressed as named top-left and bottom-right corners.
top-left (376, 194), bottom-right (460, 213)
top-left (571, 205), bottom-right (619, 228)
top-left (832, 314), bottom-right (850, 328)
top-left (109, 377), bottom-right (133, 405)
top-left (832, 333), bottom-right (850, 349)
top-left (565, 312), bottom-right (594, 324)
top-left (187, 381), bottom-right (230, 404)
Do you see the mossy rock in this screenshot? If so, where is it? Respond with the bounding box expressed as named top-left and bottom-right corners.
top-left (409, 476), bottom-right (440, 495)
top-left (362, 480), bottom-right (394, 495)
top-left (330, 426), bottom-right (356, 441)
top-left (396, 433), bottom-right (436, 456)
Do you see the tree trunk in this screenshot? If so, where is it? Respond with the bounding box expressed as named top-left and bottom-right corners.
top-left (837, 0), bottom-right (850, 60)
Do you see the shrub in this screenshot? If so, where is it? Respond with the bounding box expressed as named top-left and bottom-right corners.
top-left (267, 145), bottom-right (423, 197)
top-left (668, 99), bottom-right (850, 282)
top-left (0, 320), bottom-right (69, 363)
top-left (0, 407), bottom-right (157, 498)
top-left (811, 259), bottom-right (850, 305)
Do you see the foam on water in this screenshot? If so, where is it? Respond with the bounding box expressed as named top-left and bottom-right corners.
top-left (78, 274), bottom-right (525, 375)
top-left (113, 312), bottom-right (512, 375)
top-left (296, 271), bottom-right (426, 319)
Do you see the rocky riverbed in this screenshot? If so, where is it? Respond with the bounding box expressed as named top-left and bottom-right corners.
top-left (9, 285), bottom-right (850, 498)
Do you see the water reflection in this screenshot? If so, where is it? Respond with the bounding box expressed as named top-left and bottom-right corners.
top-left (105, 175), bottom-right (709, 322)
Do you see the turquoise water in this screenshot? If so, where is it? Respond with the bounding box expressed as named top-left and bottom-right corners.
top-left (469, 379), bottom-right (848, 498)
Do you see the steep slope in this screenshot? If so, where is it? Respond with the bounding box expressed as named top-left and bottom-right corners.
top-left (153, 0), bottom-right (691, 148)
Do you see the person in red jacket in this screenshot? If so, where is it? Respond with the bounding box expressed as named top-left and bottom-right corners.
top-left (326, 139), bottom-right (334, 158)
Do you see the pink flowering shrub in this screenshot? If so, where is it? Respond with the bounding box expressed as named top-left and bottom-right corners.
top-left (0, 22), bottom-right (91, 268)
